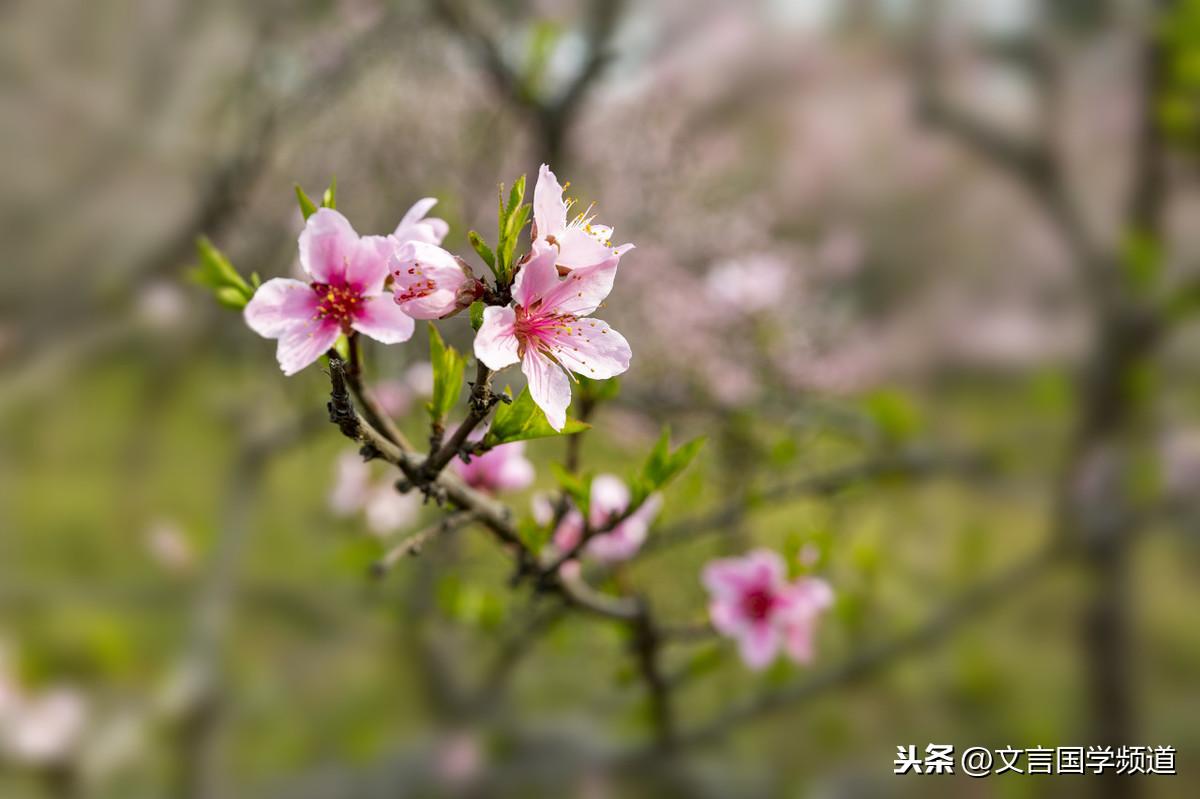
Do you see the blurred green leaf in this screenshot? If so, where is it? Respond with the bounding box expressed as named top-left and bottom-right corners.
top-left (332, 334), bottom-right (351, 361)
top-left (551, 463), bottom-right (592, 520)
top-left (630, 427), bottom-right (705, 505)
top-left (427, 324), bottom-right (465, 423)
top-left (482, 386), bottom-right (589, 446)
top-left (1119, 227), bottom-right (1162, 293)
top-left (522, 20), bottom-right (561, 99)
top-left (322, 176), bottom-right (337, 209)
top-left (469, 300), bottom-right (485, 331)
top-left (862, 389), bottom-right (921, 445)
top-left (577, 375), bottom-right (620, 404)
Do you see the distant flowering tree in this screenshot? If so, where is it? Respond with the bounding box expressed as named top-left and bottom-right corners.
top-left (197, 165), bottom-right (834, 751)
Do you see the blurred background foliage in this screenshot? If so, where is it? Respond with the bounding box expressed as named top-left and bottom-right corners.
top-left (3, 0), bottom-right (1200, 797)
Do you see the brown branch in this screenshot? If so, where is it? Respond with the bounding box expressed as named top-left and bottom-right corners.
top-left (631, 602), bottom-right (676, 752)
top-left (422, 360), bottom-right (497, 476)
top-left (911, 1), bottom-right (1102, 285)
top-left (644, 448), bottom-right (992, 554)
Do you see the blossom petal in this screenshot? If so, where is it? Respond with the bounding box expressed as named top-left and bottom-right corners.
top-left (539, 254), bottom-right (619, 317)
top-left (346, 235), bottom-right (393, 296)
top-left (394, 198), bottom-right (448, 245)
top-left (552, 509), bottom-right (585, 552)
top-left (702, 558), bottom-right (759, 599)
top-left (744, 549), bottom-right (788, 590)
top-left (351, 295), bottom-right (415, 344)
top-left (589, 474), bottom-right (631, 526)
top-left (474, 306), bottom-right (520, 370)
top-left (545, 317), bottom-right (631, 380)
top-left (533, 163), bottom-right (569, 240)
top-left (782, 616), bottom-right (818, 664)
top-left (738, 623), bottom-right (780, 671)
top-left (298, 208), bottom-right (359, 284)
top-left (511, 242), bottom-right (562, 308)
top-left (522, 348), bottom-right (571, 431)
top-left (554, 226), bottom-right (622, 271)
top-left (492, 445), bottom-right (536, 491)
top-left (709, 599), bottom-right (745, 636)
top-left (276, 319), bottom-right (340, 376)
top-left (244, 278), bottom-right (318, 339)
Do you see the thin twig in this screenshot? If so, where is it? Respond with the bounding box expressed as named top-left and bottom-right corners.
top-left (644, 449), bottom-right (992, 554)
top-left (370, 511), bottom-right (477, 577)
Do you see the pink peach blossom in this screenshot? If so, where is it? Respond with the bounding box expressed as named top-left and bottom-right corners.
top-left (391, 197), bottom-right (449, 246)
top-left (328, 451), bottom-right (419, 535)
top-left (533, 164), bottom-right (633, 272)
top-left (0, 651), bottom-right (88, 768)
top-left (474, 242), bottom-right (631, 430)
top-left (328, 451), bottom-right (372, 516)
top-left (551, 474), bottom-right (661, 563)
top-left (245, 208), bottom-right (414, 375)
top-left (702, 549), bottom-right (833, 671)
top-left (0, 688), bottom-right (87, 766)
top-left (452, 439), bottom-right (535, 494)
top-left (363, 484), bottom-right (419, 536)
top-left (390, 240), bottom-right (480, 319)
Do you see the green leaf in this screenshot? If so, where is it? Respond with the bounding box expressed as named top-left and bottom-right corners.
top-left (468, 230), bottom-right (496, 272)
top-left (577, 375), bottom-right (620, 404)
top-left (469, 300), bottom-right (485, 331)
top-left (427, 324), bottom-right (465, 423)
top-left (522, 20), bottom-right (561, 98)
top-left (295, 184), bottom-right (319, 220)
top-left (494, 174), bottom-right (531, 281)
top-left (333, 334), bottom-right (351, 361)
top-left (550, 463), bottom-right (592, 521)
top-left (500, 203), bottom-right (531, 274)
top-left (482, 387), bottom-right (590, 446)
top-left (631, 428), bottom-right (705, 505)
top-left (322, 177), bottom-right (337, 209)
top-left (214, 286), bottom-right (249, 310)
top-left (862, 389), bottom-right (921, 445)
top-left (190, 236), bottom-right (255, 310)
top-left (1119, 227), bottom-right (1162, 294)
top-left (506, 174), bottom-right (526, 218)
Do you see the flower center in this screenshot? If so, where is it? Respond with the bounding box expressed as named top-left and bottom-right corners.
top-left (312, 282), bottom-right (361, 328)
top-left (514, 305), bottom-right (577, 358)
top-left (740, 587), bottom-right (776, 621)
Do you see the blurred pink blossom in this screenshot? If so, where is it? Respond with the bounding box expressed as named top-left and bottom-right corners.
top-left (0, 651), bottom-right (88, 767)
top-left (453, 439), bottom-right (535, 494)
top-left (552, 474), bottom-right (662, 563)
top-left (404, 360), bottom-right (434, 397)
top-left (329, 451), bottom-right (372, 516)
top-left (328, 451), bottom-right (419, 535)
top-left (704, 254), bottom-right (791, 314)
top-left (434, 729), bottom-right (483, 787)
top-left (245, 208), bottom-right (414, 374)
top-left (703, 549), bottom-right (833, 670)
top-left (144, 519), bottom-right (194, 574)
top-left (369, 379), bottom-right (412, 418)
top-left (363, 484), bottom-right (419, 536)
